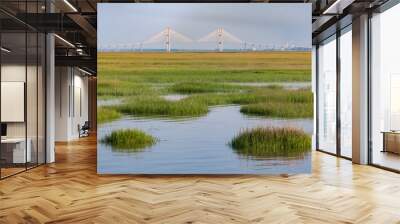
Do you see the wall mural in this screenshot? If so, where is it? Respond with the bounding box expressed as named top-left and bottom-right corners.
top-left (97, 3), bottom-right (313, 174)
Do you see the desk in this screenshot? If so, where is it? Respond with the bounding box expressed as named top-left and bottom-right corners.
top-left (381, 131), bottom-right (400, 154)
top-left (1, 138), bottom-right (31, 163)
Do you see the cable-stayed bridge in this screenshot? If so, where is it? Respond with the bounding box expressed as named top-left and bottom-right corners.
top-left (198, 28), bottom-right (242, 52)
top-left (98, 27), bottom-right (309, 52)
top-left (143, 27), bottom-right (192, 52)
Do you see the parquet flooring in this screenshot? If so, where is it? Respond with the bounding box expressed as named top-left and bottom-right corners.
top-left (1, 135), bottom-right (400, 224)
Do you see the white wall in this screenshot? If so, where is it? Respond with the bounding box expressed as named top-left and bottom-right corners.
top-left (55, 66), bottom-right (70, 141)
top-left (55, 67), bottom-right (89, 141)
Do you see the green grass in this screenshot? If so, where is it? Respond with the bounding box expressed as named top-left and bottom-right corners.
top-left (229, 127), bottom-right (311, 157)
top-left (98, 107), bottom-right (122, 124)
top-left (97, 80), bottom-right (163, 99)
top-left (98, 52), bottom-right (311, 99)
top-left (98, 52), bottom-right (313, 121)
top-left (101, 129), bottom-right (157, 151)
top-left (99, 69), bottom-right (310, 84)
top-left (117, 96), bottom-right (209, 117)
top-left (240, 102), bottom-right (313, 118)
top-left (169, 82), bottom-right (246, 94)
top-left (98, 88), bottom-right (313, 121)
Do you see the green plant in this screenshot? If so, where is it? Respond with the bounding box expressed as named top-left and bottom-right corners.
top-left (101, 129), bottom-right (157, 151)
top-left (229, 127), bottom-right (311, 157)
top-left (169, 82), bottom-right (245, 94)
top-left (98, 107), bottom-right (122, 124)
top-left (117, 96), bottom-right (209, 117)
top-left (240, 102), bottom-right (313, 118)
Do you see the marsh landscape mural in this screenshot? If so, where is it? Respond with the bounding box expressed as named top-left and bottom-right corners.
top-left (97, 3), bottom-right (313, 174)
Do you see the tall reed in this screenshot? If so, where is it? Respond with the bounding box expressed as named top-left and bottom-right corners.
top-left (229, 127), bottom-right (311, 157)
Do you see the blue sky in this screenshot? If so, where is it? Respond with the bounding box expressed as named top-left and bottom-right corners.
top-left (98, 3), bottom-right (311, 50)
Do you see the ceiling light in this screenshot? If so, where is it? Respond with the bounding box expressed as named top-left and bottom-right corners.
top-left (54, 34), bottom-right (75, 48)
top-left (1, 47), bottom-right (11, 53)
top-left (78, 67), bottom-right (93, 76)
top-left (323, 0), bottom-right (355, 15)
top-left (63, 0), bottom-right (78, 12)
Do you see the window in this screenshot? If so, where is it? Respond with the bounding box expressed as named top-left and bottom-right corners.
top-left (370, 3), bottom-right (400, 171)
top-left (339, 26), bottom-right (352, 158)
top-left (317, 35), bottom-right (337, 154)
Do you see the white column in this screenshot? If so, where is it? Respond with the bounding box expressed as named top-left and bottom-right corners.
top-left (352, 14), bottom-right (369, 164)
top-left (54, 67), bottom-right (74, 141)
top-left (46, 33), bottom-right (55, 163)
top-left (312, 45), bottom-right (317, 150)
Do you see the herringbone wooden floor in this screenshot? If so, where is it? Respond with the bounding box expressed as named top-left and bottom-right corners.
top-left (1, 135), bottom-right (400, 224)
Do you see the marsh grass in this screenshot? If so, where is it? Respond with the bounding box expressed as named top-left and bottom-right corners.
top-left (118, 96), bottom-right (209, 117)
top-left (101, 129), bottom-right (157, 151)
top-left (184, 88), bottom-right (313, 107)
top-left (98, 52), bottom-right (311, 93)
top-left (98, 107), bottom-right (122, 124)
top-left (97, 80), bottom-right (162, 99)
top-left (229, 127), bottom-right (311, 157)
top-left (113, 88), bottom-right (313, 119)
top-left (240, 102), bottom-right (313, 118)
top-left (169, 82), bottom-right (247, 94)
top-left (99, 87), bottom-right (312, 120)
top-left (98, 52), bottom-right (313, 119)
top-left (100, 69), bottom-right (310, 84)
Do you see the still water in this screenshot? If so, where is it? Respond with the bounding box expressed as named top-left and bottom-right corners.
top-left (98, 106), bottom-right (313, 174)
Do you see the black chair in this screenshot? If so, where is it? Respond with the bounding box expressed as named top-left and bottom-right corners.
top-left (78, 121), bottom-right (90, 138)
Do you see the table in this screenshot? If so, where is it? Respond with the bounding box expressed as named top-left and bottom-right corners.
top-left (381, 131), bottom-right (400, 154)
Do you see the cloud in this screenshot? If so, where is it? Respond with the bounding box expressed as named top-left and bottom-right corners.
top-left (98, 3), bottom-right (311, 49)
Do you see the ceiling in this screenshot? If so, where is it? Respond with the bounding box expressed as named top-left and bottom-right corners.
top-left (0, 0), bottom-right (392, 74)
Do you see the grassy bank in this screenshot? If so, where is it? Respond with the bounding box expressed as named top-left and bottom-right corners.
top-left (110, 88), bottom-right (312, 119)
top-left (97, 52), bottom-right (313, 122)
top-left (169, 82), bottom-right (247, 94)
top-left (98, 52), bottom-right (311, 99)
top-left (101, 129), bottom-right (157, 151)
top-left (99, 52), bottom-right (311, 72)
top-left (98, 107), bottom-right (121, 124)
top-left (240, 102), bottom-right (313, 118)
top-left (97, 88), bottom-right (313, 121)
top-left (97, 80), bottom-right (164, 100)
top-left (118, 96), bottom-right (209, 117)
top-left (229, 127), bottom-right (311, 157)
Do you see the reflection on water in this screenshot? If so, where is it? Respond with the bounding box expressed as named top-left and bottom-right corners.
top-left (98, 106), bottom-right (313, 174)
top-left (98, 98), bottom-right (123, 106)
top-left (162, 94), bottom-right (189, 101)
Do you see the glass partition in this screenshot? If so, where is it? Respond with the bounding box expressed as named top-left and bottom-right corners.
top-left (27, 31), bottom-right (38, 169)
top-left (0, 3), bottom-right (46, 179)
top-left (339, 26), bottom-right (352, 158)
top-left (317, 35), bottom-right (337, 154)
top-left (1, 31), bottom-right (28, 177)
top-left (370, 3), bottom-right (400, 171)
top-left (38, 32), bottom-right (46, 165)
